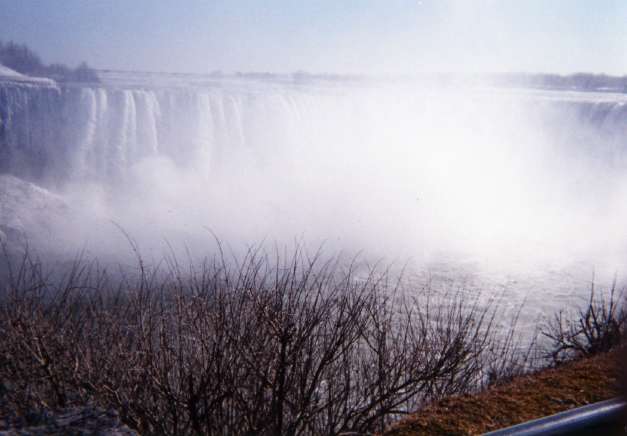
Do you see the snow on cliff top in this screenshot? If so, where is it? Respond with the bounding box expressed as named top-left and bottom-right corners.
top-left (0, 63), bottom-right (26, 78)
top-left (0, 62), bottom-right (56, 86)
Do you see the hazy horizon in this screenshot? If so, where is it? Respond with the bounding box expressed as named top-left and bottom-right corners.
top-left (1, 0), bottom-right (626, 76)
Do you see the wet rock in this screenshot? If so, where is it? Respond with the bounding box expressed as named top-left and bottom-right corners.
top-left (0, 406), bottom-right (138, 435)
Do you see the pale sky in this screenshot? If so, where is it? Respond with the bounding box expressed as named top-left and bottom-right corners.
top-left (1, 0), bottom-right (626, 75)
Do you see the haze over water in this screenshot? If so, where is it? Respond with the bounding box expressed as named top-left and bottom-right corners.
top-left (1, 1), bottom-right (627, 331)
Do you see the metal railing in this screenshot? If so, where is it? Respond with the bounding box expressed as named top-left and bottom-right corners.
top-left (483, 398), bottom-right (625, 435)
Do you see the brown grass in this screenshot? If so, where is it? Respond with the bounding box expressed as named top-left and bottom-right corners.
top-left (384, 350), bottom-right (621, 436)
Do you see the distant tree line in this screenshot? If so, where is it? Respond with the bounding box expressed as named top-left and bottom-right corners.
top-left (489, 72), bottom-right (627, 92)
top-left (0, 40), bottom-right (99, 83)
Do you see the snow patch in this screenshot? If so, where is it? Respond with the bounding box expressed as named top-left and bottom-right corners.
top-left (0, 174), bottom-right (69, 247)
top-left (0, 62), bottom-right (56, 86)
top-left (0, 63), bottom-right (25, 78)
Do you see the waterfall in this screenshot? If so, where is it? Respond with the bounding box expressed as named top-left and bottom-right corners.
top-left (0, 79), bottom-right (626, 189)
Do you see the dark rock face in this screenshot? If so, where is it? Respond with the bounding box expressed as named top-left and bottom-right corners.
top-left (0, 406), bottom-right (138, 435)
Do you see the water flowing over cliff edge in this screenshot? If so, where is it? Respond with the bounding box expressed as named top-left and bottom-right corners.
top-left (1, 70), bottom-right (626, 317)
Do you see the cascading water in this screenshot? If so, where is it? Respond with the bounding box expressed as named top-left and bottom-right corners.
top-left (1, 73), bottom-right (627, 326)
top-left (2, 80), bottom-right (626, 186)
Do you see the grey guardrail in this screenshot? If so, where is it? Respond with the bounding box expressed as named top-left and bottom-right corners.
top-left (483, 398), bottom-right (625, 435)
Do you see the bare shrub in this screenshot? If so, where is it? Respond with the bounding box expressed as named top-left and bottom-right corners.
top-left (479, 303), bottom-right (541, 387)
top-left (0, 246), bottom-right (529, 435)
top-left (542, 279), bottom-right (626, 364)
